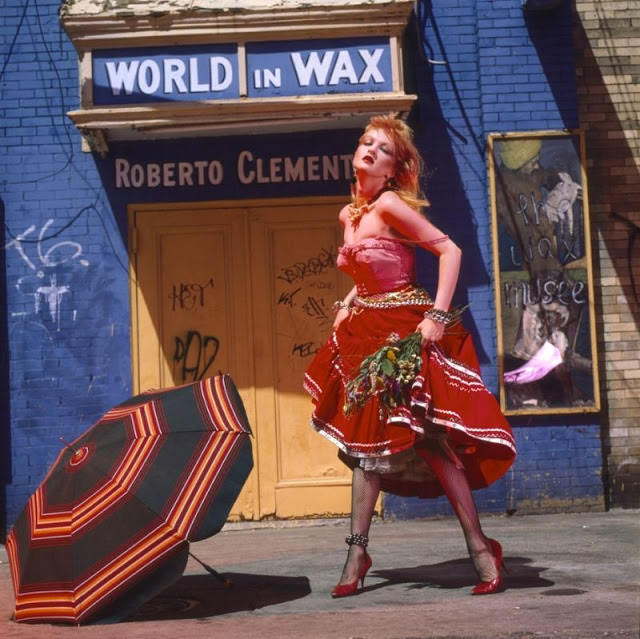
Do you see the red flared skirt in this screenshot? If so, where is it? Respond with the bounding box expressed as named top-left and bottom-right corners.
top-left (304, 303), bottom-right (516, 499)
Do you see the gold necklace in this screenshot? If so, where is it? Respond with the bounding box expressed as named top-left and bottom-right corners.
top-left (348, 187), bottom-right (388, 227)
top-left (347, 201), bottom-right (370, 226)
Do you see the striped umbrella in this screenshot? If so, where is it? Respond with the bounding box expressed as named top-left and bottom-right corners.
top-left (6, 375), bottom-right (253, 625)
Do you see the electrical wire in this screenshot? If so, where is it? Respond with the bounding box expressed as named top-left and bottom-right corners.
top-left (0, 0), bottom-right (31, 84)
top-left (2, 2), bottom-right (129, 275)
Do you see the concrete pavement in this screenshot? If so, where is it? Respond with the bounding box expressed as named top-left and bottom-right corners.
top-left (1, 509), bottom-right (638, 638)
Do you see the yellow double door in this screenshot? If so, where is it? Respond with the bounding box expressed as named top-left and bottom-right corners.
top-left (130, 198), bottom-right (354, 520)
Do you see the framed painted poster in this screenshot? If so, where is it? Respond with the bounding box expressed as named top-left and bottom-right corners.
top-left (487, 130), bottom-right (600, 415)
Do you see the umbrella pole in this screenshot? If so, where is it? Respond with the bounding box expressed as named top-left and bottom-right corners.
top-left (189, 552), bottom-right (233, 588)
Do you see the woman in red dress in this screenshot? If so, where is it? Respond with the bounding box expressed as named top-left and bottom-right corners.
top-left (304, 115), bottom-right (516, 598)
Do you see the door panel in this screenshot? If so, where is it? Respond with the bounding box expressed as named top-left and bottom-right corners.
top-left (131, 208), bottom-right (256, 519)
top-left (131, 199), bottom-right (356, 519)
top-left (249, 205), bottom-right (352, 517)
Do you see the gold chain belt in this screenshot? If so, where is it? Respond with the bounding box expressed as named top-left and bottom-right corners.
top-left (353, 286), bottom-right (433, 309)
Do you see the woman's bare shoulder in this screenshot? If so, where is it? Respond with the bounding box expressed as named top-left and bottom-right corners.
top-left (377, 190), bottom-right (423, 221)
top-left (376, 189), bottom-right (403, 208)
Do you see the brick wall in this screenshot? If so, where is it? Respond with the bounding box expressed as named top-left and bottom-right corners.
top-left (573, 1), bottom-right (640, 508)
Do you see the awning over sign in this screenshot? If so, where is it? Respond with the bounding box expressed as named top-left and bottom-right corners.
top-left (60, 0), bottom-right (417, 152)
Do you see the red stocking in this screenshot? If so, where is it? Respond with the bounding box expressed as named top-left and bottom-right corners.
top-left (422, 447), bottom-right (498, 581)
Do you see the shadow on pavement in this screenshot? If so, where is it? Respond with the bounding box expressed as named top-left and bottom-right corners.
top-left (366, 556), bottom-right (555, 593)
top-left (123, 573), bottom-right (311, 622)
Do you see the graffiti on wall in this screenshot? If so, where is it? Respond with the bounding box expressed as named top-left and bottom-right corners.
top-left (276, 247), bottom-right (335, 286)
top-left (4, 219), bottom-right (89, 332)
top-left (172, 330), bottom-right (220, 383)
top-left (168, 278), bottom-right (215, 311)
top-left (166, 277), bottom-right (220, 382)
top-left (276, 245), bottom-right (337, 359)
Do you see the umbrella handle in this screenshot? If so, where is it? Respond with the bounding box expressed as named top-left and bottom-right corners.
top-left (189, 552), bottom-right (233, 588)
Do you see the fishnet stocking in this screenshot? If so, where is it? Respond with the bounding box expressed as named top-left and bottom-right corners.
top-left (422, 447), bottom-right (498, 581)
top-left (337, 467), bottom-right (379, 586)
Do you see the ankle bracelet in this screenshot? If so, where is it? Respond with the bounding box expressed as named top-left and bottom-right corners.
top-left (345, 533), bottom-right (369, 549)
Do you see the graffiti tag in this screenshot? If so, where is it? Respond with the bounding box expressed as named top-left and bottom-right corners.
top-left (292, 342), bottom-right (319, 357)
top-left (4, 219), bottom-right (89, 330)
top-left (169, 277), bottom-right (215, 311)
top-left (4, 218), bottom-right (89, 273)
top-left (277, 286), bottom-right (302, 307)
top-left (276, 246), bottom-right (335, 284)
top-left (302, 295), bottom-right (329, 323)
top-left (173, 330), bottom-right (220, 382)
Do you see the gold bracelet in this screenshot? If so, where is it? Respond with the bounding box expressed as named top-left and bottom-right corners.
top-left (332, 300), bottom-right (350, 312)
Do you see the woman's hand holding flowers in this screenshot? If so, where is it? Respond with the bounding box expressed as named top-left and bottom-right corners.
top-left (417, 316), bottom-right (445, 343)
top-left (418, 305), bottom-right (468, 343)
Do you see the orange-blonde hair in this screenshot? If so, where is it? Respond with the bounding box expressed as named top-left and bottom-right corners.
top-left (354, 114), bottom-right (430, 211)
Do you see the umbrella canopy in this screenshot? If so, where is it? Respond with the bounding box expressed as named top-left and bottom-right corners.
top-left (6, 374), bottom-right (253, 624)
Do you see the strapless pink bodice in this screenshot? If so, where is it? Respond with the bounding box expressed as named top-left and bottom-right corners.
top-left (337, 236), bottom-right (416, 296)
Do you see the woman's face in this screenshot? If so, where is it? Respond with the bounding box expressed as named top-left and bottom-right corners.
top-left (353, 128), bottom-right (397, 180)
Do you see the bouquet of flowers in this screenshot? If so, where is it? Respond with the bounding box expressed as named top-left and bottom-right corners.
top-left (343, 331), bottom-right (423, 415)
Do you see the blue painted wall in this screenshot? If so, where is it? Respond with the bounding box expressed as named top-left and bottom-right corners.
top-left (0, 0), bottom-right (604, 533)
top-left (1, 0), bottom-right (132, 531)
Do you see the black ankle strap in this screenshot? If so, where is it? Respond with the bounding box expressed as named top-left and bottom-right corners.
top-left (345, 533), bottom-right (368, 548)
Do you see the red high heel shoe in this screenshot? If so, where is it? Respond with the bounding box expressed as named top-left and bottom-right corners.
top-left (331, 533), bottom-right (372, 598)
top-left (471, 538), bottom-right (507, 595)
top-left (331, 552), bottom-right (372, 598)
